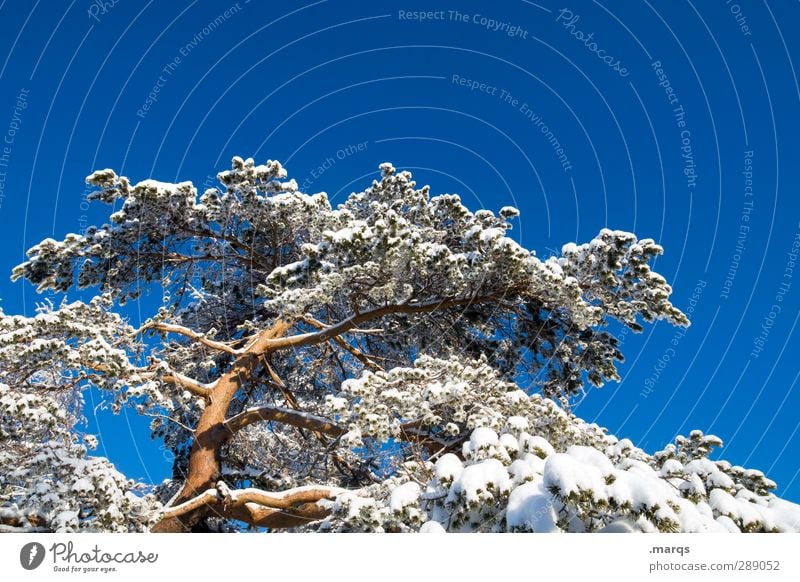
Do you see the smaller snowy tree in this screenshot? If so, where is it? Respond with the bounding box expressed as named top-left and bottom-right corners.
top-left (3, 157), bottom-right (798, 533)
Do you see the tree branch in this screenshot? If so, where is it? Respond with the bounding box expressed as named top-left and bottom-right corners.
top-left (82, 360), bottom-right (213, 398)
top-left (0, 512), bottom-right (49, 531)
top-left (138, 369), bottom-right (215, 398)
top-left (263, 359), bottom-right (300, 409)
top-left (156, 483), bottom-right (343, 529)
top-left (222, 403), bottom-right (465, 460)
top-left (223, 406), bottom-right (344, 438)
top-left (400, 422), bottom-right (468, 457)
top-left (142, 322), bottom-right (240, 355)
top-left (252, 294), bottom-right (505, 355)
top-left (158, 488), bottom-right (218, 520)
top-left (143, 412), bottom-right (196, 433)
top-left (299, 316), bottom-right (384, 371)
top-left (227, 485), bottom-right (343, 509)
top-left (226, 501), bottom-right (330, 529)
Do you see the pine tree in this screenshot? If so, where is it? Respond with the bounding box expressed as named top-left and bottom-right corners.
top-left (2, 157), bottom-right (798, 532)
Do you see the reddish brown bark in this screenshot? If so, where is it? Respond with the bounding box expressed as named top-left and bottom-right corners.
top-left (153, 321), bottom-right (293, 532)
top-left (152, 297), bottom-right (500, 532)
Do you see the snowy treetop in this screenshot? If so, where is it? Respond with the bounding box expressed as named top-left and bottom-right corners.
top-left (2, 156), bottom-right (796, 533)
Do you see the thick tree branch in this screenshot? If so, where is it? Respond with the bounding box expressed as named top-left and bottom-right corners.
top-left (253, 294), bottom-right (505, 355)
top-left (157, 483), bottom-right (343, 529)
top-left (223, 406), bottom-right (344, 438)
top-left (242, 318), bottom-right (293, 352)
top-left (226, 485), bottom-right (343, 509)
top-left (226, 501), bottom-right (330, 529)
top-left (158, 489), bottom-right (218, 520)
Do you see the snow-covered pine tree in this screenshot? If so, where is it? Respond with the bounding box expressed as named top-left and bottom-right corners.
top-left (2, 157), bottom-right (798, 532)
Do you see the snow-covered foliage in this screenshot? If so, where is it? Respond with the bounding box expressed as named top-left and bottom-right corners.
top-left (325, 354), bottom-right (609, 449)
top-left (0, 428), bottom-right (160, 532)
top-left (0, 297), bottom-right (159, 532)
top-left (13, 158), bottom-right (687, 403)
top-left (4, 156), bottom-right (797, 533)
top-left (319, 358), bottom-right (800, 533)
top-left (0, 302), bottom-right (160, 531)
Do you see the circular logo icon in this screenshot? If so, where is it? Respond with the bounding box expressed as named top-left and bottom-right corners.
top-left (20, 542), bottom-right (46, 570)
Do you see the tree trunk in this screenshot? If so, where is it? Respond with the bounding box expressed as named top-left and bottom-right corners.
top-left (152, 355), bottom-right (256, 532)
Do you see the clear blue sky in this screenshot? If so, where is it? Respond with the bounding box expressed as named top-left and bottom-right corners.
top-left (0, 0), bottom-right (798, 501)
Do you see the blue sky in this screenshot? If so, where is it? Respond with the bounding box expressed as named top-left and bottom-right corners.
top-left (0, 0), bottom-right (798, 501)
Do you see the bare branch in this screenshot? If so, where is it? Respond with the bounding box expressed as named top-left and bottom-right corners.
top-left (262, 358), bottom-right (300, 409)
top-left (227, 501), bottom-right (330, 529)
top-left (82, 360), bottom-right (213, 398)
top-left (299, 315), bottom-right (382, 336)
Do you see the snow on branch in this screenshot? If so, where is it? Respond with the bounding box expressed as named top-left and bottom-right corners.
top-left (158, 483), bottom-right (344, 524)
